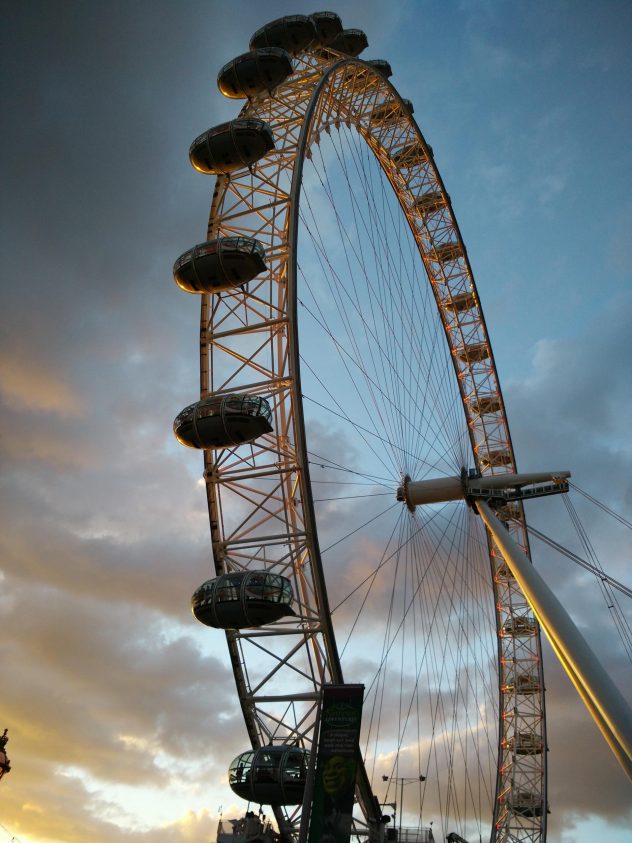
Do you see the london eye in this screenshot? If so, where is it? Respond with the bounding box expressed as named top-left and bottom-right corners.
top-left (171, 12), bottom-right (631, 843)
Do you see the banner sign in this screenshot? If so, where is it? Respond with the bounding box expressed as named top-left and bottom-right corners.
top-left (308, 684), bottom-right (364, 843)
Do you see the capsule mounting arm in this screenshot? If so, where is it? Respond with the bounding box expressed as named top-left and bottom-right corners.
top-left (397, 470), bottom-right (571, 510)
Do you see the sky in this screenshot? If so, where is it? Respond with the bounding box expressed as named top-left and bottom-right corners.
top-left (1, 1), bottom-right (631, 842)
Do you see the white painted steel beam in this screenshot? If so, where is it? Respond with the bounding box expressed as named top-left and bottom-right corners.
top-left (466, 470), bottom-right (570, 490)
top-left (477, 500), bottom-right (632, 782)
top-left (401, 470), bottom-right (570, 507)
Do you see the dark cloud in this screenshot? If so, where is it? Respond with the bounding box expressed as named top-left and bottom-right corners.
top-left (544, 640), bottom-right (632, 829)
top-left (1, 580), bottom-right (244, 760)
top-left (501, 291), bottom-right (632, 830)
top-left (0, 577), bottom-right (247, 836)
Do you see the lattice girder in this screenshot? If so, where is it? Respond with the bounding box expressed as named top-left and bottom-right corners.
top-left (191, 45), bottom-right (547, 842)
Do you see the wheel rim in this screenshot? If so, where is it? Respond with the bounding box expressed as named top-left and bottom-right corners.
top-left (196, 46), bottom-right (546, 843)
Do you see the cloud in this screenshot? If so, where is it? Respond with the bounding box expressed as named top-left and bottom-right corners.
top-left (500, 291), bottom-right (632, 829)
top-left (0, 576), bottom-right (247, 836)
top-left (0, 356), bottom-right (86, 418)
top-left (505, 292), bottom-right (632, 484)
top-left (2, 2), bottom-right (631, 840)
top-left (544, 639), bottom-right (632, 828)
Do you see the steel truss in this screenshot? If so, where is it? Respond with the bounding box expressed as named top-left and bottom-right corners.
top-left (193, 44), bottom-right (547, 843)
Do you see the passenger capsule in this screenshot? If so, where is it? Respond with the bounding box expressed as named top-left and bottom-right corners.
top-left (174, 394), bottom-right (273, 449)
top-left (455, 343), bottom-right (490, 363)
top-left (414, 191), bottom-right (445, 215)
top-left (502, 732), bottom-right (544, 756)
top-left (309, 12), bottom-right (343, 46)
top-left (189, 119), bottom-right (275, 175)
top-left (509, 791), bottom-right (544, 818)
top-left (329, 28), bottom-right (368, 56)
top-left (434, 242), bottom-right (462, 264)
top-left (494, 562), bottom-right (514, 581)
top-left (366, 59), bottom-right (393, 78)
top-left (218, 48), bottom-right (293, 99)
top-left (480, 449), bottom-right (512, 468)
top-left (370, 98), bottom-right (414, 126)
top-left (229, 746), bottom-right (310, 805)
top-left (469, 395), bottom-right (501, 415)
top-left (502, 673), bottom-right (540, 695)
top-left (392, 141), bottom-right (433, 168)
top-left (173, 237), bottom-right (266, 294)
top-left (457, 342), bottom-right (489, 363)
top-left (249, 15), bottom-right (316, 54)
top-left (444, 291), bottom-right (476, 313)
top-left (192, 571), bottom-right (294, 629)
top-left (501, 615), bottom-right (537, 637)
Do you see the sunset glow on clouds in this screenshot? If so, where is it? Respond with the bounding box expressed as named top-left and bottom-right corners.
top-left (2, 1), bottom-right (631, 841)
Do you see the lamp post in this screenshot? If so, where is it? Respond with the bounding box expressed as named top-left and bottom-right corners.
top-left (382, 774), bottom-right (425, 840)
top-left (379, 801), bottom-right (397, 837)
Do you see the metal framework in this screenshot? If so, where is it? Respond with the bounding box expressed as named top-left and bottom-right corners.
top-left (192, 41), bottom-right (547, 843)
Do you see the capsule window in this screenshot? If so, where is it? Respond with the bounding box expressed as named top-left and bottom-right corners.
top-left (216, 574), bottom-right (242, 602)
top-left (263, 575), bottom-right (284, 602)
top-left (265, 574), bottom-right (284, 601)
top-left (197, 401), bottom-right (220, 421)
top-left (200, 581), bottom-right (216, 605)
top-left (284, 751), bottom-right (307, 781)
top-left (255, 751), bottom-right (281, 782)
top-left (245, 573), bottom-right (266, 597)
top-left (229, 751), bottom-right (255, 785)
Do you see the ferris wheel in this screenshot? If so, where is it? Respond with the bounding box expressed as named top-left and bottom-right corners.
top-left (173, 12), bottom-right (549, 843)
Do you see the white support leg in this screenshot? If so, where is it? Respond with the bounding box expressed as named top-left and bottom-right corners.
top-left (477, 500), bottom-right (632, 782)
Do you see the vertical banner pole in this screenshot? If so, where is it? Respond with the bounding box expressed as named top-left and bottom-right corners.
top-left (298, 693), bottom-right (324, 843)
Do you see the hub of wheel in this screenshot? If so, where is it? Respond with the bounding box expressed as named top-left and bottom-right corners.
top-left (397, 470), bottom-right (570, 511)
